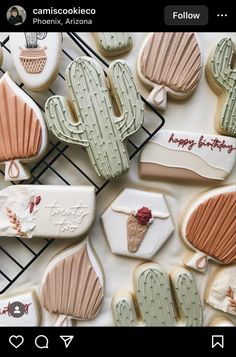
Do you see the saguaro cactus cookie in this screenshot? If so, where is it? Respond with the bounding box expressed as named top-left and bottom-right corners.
top-left (45, 56), bottom-right (144, 180)
top-left (137, 32), bottom-right (202, 111)
top-left (206, 38), bottom-right (236, 137)
top-left (112, 262), bottom-right (203, 326)
top-left (93, 33), bottom-right (132, 57)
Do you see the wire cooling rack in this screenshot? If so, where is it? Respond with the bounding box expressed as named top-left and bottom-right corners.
top-left (0, 32), bottom-right (165, 294)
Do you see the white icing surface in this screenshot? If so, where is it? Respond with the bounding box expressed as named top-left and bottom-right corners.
top-left (102, 189), bottom-right (174, 259)
top-left (0, 289), bottom-right (40, 326)
top-left (10, 33), bottom-right (62, 91)
top-left (206, 267), bottom-right (236, 316)
top-left (140, 130), bottom-right (236, 179)
top-left (0, 185), bottom-right (95, 238)
top-left (0, 32), bottom-right (236, 327)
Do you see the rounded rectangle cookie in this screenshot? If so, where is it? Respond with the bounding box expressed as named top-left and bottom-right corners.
top-left (0, 185), bottom-right (95, 239)
top-left (93, 33), bottom-right (132, 57)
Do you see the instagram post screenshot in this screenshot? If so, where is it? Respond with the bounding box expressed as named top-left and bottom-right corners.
top-left (0, 0), bottom-right (235, 353)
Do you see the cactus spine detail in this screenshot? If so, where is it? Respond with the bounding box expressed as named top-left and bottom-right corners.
top-left (210, 38), bottom-right (236, 136)
top-left (45, 57), bottom-right (144, 180)
top-left (112, 263), bottom-right (203, 326)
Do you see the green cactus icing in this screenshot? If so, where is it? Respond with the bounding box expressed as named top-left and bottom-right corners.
top-left (112, 263), bottom-right (203, 326)
top-left (174, 271), bottom-right (203, 327)
top-left (211, 38), bottom-right (236, 136)
top-left (45, 57), bottom-right (144, 180)
top-left (95, 33), bottom-right (132, 55)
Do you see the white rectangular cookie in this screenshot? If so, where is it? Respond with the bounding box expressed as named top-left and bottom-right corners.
top-left (0, 185), bottom-right (95, 239)
top-left (140, 130), bottom-right (236, 181)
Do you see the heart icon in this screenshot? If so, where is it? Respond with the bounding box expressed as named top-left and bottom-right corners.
top-left (9, 335), bottom-right (24, 348)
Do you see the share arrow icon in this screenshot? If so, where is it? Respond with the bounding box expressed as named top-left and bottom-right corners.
top-left (60, 335), bottom-right (74, 348)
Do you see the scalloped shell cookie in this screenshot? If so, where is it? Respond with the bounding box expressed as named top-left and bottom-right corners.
top-left (137, 32), bottom-right (202, 111)
top-left (10, 32), bottom-right (62, 91)
top-left (181, 185), bottom-right (236, 273)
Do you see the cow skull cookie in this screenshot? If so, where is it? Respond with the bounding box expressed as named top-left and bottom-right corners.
top-left (205, 266), bottom-right (236, 317)
top-left (45, 56), bottom-right (144, 180)
top-left (101, 189), bottom-right (174, 259)
top-left (0, 289), bottom-right (41, 326)
top-left (0, 185), bottom-right (95, 239)
top-left (93, 33), bottom-right (132, 57)
top-left (112, 263), bottom-right (203, 326)
top-left (10, 32), bottom-right (62, 91)
top-left (137, 32), bottom-right (202, 111)
top-left (40, 238), bottom-right (104, 326)
top-left (206, 38), bottom-right (236, 137)
top-left (0, 73), bottom-right (47, 181)
top-left (181, 185), bottom-right (236, 273)
top-left (140, 130), bottom-right (236, 181)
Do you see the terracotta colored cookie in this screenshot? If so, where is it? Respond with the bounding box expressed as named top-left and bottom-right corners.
top-left (45, 56), bottom-right (144, 180)
top-left (93, 33), bottom-right (132, 57)
top-left (40, 238), bottom-right (104, 326)
top-left (206, 38), bottom-right (236, 137)
top-left (137, 32), bottom-right (202, 111)
top-left (0, 73), bottom-right (47, 181)
top-left (182, 185), bottom-right (236, 273)
top-left (112, 263), bottom-right (203, 326)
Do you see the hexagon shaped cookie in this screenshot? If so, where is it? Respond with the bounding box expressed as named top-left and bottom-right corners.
top-left (101, 189), bottom-right (174, 259)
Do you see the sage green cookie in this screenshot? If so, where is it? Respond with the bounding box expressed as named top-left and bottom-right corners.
top-left (93, 33), bottom-right (132, 57)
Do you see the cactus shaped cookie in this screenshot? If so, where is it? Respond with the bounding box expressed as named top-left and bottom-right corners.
top-left (206, 38), bottom-right (236, 137)
top-left (93, 33), bottom-right (132, 57)
top-left (112, 263), bottom-right (203, 326)
top-left (45, 56), bottom-right (144, 180)
top-left (137, 33), bottom-right (202, 111)
top-left (182, 185), bottom-right (236, 273)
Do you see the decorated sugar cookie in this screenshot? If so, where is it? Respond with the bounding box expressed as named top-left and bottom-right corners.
top-left (112, 263), bottom-right (203, 326)
top-left (206, 38), bottom-right (236, 137)
top-left (205, 266), bottom-right (236, 316)
top-left (93, 33), bottom-right (132, 57)
top-left (0, 73), bottom-right (47, 181)
top-left (209, 316), bottom-right (235, 326)
top-left (182, 185), bottom-right (236, 273)
top-left (45, 56), bottom-right (144, 180)
top-left (0, 289), bottom-right (41, 326)
top-left (140, 130), bottom-right (236, 181)
top-left (137, 32), bottom-right (202, 111)
top-left (40, 238), bottom-right (104, 326)
top-left (10, 32), bottom-right (62, 91)
top-left (0, 185), bottom-right (95, 239)
top-left (101, 189), bottom-right (174, 259)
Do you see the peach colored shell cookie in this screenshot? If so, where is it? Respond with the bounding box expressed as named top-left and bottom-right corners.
top-left (137, 32), bottom-right (202, 111)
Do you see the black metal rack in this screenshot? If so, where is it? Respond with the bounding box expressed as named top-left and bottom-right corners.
top-left (0, 32), bottom-right (165, 294)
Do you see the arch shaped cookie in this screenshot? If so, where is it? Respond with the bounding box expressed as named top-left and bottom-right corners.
top-left (206, 37), bottom-right (236, 137)
top-left (181, 185), bottom-right (236, 273)
top-left (40, 238), bottom-right (104, 326)
top-left (93, 33), bottom-right (132, 57)
top-left (112, 262), bottom-right (203, 326)
top-left (0, 73), bottom-right (47, 181)
top-left (45, 56), bottom-right (144, 180)
top-left (137, 32), bottom-right (202, 111)
top-left (10, 32), bottom-right (62, 91)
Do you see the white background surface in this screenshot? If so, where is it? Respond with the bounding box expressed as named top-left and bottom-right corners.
top-left (0, 32), bottom-right (235, 326)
